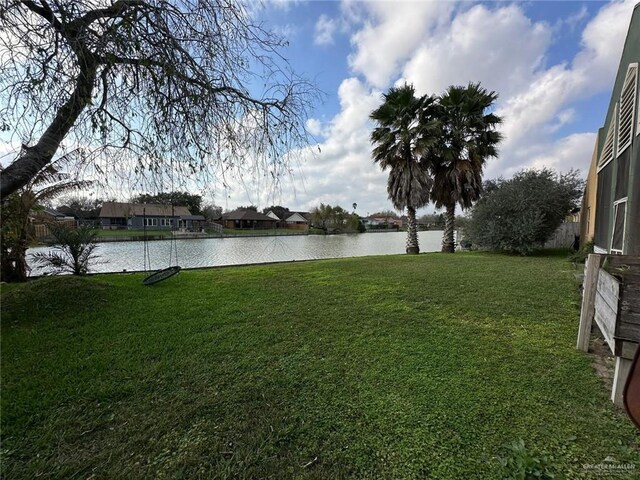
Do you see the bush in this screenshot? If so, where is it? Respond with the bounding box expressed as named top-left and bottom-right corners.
top-left (31, 224), bottom-right (103, 275)
top-left (466, 169), bottom-right (583, 255)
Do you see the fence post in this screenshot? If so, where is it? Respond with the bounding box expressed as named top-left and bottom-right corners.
top-left (577, 253), bottom-right (604, 352)
top-left (612, 357), bottom-right (633, 407)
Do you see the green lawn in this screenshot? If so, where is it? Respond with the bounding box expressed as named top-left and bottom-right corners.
top-left (96, 229), bottom-right (171, 238)
top-left (222, 228), bottom-right (307, 236)
top-left (1, 253), bottom-right (638, 478)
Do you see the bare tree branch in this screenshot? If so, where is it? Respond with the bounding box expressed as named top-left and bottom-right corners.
top-left (1, 0), bottom-right (318, 199)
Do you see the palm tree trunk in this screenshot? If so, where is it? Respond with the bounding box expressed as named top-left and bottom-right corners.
top-left (441, 202), bottom-right (456, 253)
top-left (406, 206), bottom-right (419, 254)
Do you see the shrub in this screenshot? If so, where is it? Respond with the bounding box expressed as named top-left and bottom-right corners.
top-left (466, 169), bottom-right (583, 255)
top-left (497, 439), bottom-right (562, 480)
top-left (31, 224), bottom-right (103, 275)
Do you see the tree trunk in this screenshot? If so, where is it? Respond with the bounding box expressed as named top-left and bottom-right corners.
top-left (0, 59), bottom-right (97, 199)
top-left (406, 206), bottom-right (419, 254)
top-left (441, 202), bottom-right (456, 253)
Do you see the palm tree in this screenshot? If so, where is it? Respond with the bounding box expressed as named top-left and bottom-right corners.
top-left (370, 84), bottom-right (437, 254)
top-left (430, 83), bottom-right (502, 253)
top-left (0, 163), bottom-right (90, 281)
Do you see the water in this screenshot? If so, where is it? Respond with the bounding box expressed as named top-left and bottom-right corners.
top-left (27, 230), bottom-right (446, 275)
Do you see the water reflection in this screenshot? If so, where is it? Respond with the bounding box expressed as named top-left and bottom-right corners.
top-left (27, 230), bottom-right (445, 275)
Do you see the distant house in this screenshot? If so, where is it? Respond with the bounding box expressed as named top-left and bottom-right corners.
top-left (580, 140), bottom-right (600, 244)
top-left (32, 207), bottom-right (76, 225)
top-left (366, 215), bottom-right (402, 230)
top-left (284, 212), bottom-right (309, 230)
top-left (98, 202), bottom-right (205, 231)
top-left (582, 4), bottom-right (640, 255)
top-left (31, 207), bottom-right (77, 240)
top-left (218, 209), bottom-right (278, 229)
top-left (265, 210), bottom-right (281, 221)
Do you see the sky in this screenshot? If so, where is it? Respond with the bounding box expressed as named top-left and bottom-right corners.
top-left (219, 0), bottom-right (636, 216)
top-left (1, 0), bottom-right (637, 215)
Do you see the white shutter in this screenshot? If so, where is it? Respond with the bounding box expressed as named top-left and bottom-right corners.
top-left (618, 63), bottom-right (637, 154)
top-left (597, 104), bottom-right (616, 172)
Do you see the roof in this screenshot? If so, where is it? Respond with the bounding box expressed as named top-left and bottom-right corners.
top-left (265, 210), bottom-right (281, 220)
top-left (221, 209), bottom-right (278, 222)
top-left (99, 202), bottom-right (192, 218)
top-left (290, 211), bottom-right (310, 220)
top-left (42, 207), bottom-right (68, 218)
top-left (285, 212), bottom-right (309, 223)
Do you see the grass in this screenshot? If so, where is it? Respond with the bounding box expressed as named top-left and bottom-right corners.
top-left (95, 229), bottom-right (171, 238)
top-left (222, 228), bottom-right (307, 236)
top-left (2, 253), bottom-right (638, 478)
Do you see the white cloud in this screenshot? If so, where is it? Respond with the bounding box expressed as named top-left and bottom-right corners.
top-left (314, 14), bottom-right (338, 46)
top-left (214, 0), bottom-right (637, 215)
top-left (305, 118), bottom-right (323, 137)
top-left (348, 1), bottom-right (455, 88)
top-left (528, 132), bottom-right (597, 173)
top-left (402, 4), bottom-right (551, 99)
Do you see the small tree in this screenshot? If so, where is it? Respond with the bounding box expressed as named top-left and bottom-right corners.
top-left (202, 204), bottom-right (223, 222)
top-left (31, 224), bottom-right (103, 275)
top-left (309, 203), bottom-right (361, 233)
top-left (466, 169), bottom-right (584, 255)
top-left (0, 163), bottom-right (90, 282)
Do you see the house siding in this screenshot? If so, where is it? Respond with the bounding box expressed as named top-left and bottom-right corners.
top-left (593, 5), bottom-right (640, 255)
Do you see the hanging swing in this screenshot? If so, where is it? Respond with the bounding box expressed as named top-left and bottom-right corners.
top-left (142, 203), bottom-right (182, 285)
top-left (141, 79), bottom-right (181, 286)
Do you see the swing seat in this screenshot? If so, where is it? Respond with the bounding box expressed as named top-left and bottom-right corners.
top-left (142, 266), bottom-right (181, 285)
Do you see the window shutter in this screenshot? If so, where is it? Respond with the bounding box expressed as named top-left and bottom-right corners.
top-left (598, 105), bottom-right (616, 171)
top-left (618, 64), bottom-right (637, 154)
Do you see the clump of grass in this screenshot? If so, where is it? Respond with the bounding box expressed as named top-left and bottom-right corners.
top-left (568, 241), bottom-right (594, 264)
top-left (497, 439), bottom-right (562, 480)
top-left (1, 276), bottom-right (112, 325)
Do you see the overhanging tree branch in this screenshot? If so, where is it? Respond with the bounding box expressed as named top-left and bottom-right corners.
top-left (1, 0), bottom-right (317, 199)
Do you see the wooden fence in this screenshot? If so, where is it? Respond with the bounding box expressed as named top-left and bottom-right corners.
top-left (577, 254), bottom-right (640, 406)
top-left (544, 222), bottom-right (580, 249)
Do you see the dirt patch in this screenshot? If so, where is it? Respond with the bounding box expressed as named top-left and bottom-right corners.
top-left (588, 331), bottom-right (616, 395)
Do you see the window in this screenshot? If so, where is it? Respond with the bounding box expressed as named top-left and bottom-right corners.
top-left (597, 104), bottom-right (616, 172)
top-left (160, 218), bottom-right (173, 227)
top-left (618, 63), bottom-right (637, 154)
top-left (610, 198), bottom-right (627, 254)
top-left (145, 218), bottom-right (158, 227)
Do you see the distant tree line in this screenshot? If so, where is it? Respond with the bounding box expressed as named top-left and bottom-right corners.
top-left (309, 204), bottom-right (365, 234)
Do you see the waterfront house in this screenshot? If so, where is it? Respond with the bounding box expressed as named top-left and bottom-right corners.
top-left (284, 212), bottom-right (309, 231)
top-left (99, 202), bottom-right (205, 231)
top-left (218, 209), bottom-right (279, 229)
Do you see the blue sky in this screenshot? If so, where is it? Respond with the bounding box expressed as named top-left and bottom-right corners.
top-left (218, 0), bottom-right (636, 216)
top-left (1, 1), bottom-right (635, 215)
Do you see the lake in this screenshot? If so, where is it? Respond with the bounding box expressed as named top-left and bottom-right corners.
top-left (27, 230), bottom-right (447, 275)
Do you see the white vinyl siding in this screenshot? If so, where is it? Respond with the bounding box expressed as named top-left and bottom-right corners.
top-left (597, 104), bottom-right (616, 172)
top-left (618, 63), bottom-right (637, 153)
